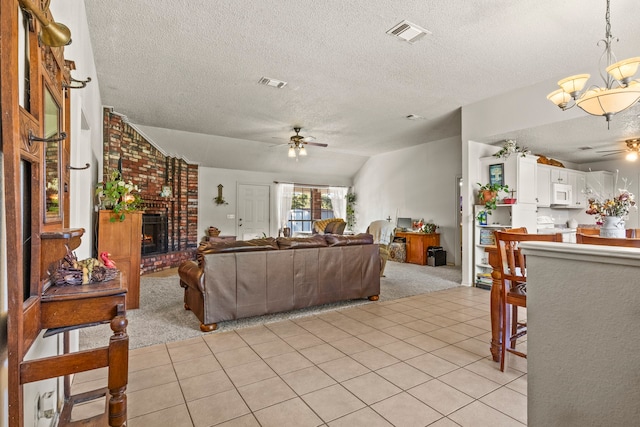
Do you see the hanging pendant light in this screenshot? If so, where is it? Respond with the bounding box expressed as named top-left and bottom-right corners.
top-left (547, 0), bottom-right (640, 127)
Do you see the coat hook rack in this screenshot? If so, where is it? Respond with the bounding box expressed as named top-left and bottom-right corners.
top-left (63, 76), bottom-right (92, 89)
top-left (67, 163), bottom-right (90, 171)
top-left (28, 130), bottom-right (67, 143)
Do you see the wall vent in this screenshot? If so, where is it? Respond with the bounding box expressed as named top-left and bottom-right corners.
top-left (386, 20), bottom-right (431, 44)
top-left (258, 77), bottom-right (287, 88)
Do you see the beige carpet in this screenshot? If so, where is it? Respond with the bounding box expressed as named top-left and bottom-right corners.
top-left (79, 261), bottom-right (463, 350)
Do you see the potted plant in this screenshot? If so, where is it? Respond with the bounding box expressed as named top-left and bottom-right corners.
top-left (476, 182), bottom-right (509, 221)
top-left (95, 169), bottom-right (143, 222)
top-left (346, 192), bottom-right (357, 230)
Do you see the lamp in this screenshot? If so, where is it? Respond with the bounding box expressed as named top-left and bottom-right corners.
top-left (19, 0), bottom-right (71, 47)
top-left (288, 141), bottom-right (307, 158)
top-left (547, 0), bottom-right (640, 127)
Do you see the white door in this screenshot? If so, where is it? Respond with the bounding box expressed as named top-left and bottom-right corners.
top-left (237, 184), bottom-right (270, 240)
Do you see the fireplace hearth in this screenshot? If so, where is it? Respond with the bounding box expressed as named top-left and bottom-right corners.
top-left (142, 213), bottom-right (168, 256)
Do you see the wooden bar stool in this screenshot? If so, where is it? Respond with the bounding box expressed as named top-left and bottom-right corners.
top-left (494, 230), bottom-right (562, 371)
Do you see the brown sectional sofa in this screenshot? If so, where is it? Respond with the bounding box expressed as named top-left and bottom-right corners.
top-left (178, 234), bottom-right (380, 331)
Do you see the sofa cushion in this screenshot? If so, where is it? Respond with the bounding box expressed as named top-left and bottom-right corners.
top-left (199, 237), bottom-right (278, 254)
top-left (325, 233), bottom-right (374, 246)
top-left (277, 235), bottom-right (328, 249)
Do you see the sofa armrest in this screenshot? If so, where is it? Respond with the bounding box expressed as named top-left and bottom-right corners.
top-left (178, 260), bottom-right (204, 294)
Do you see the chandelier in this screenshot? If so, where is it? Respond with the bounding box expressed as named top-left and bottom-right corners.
top-left (546, 0), bottom-right (640, 127)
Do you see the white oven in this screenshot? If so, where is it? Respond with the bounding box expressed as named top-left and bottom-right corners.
top-left (551, 183), bottom-right (572, 206)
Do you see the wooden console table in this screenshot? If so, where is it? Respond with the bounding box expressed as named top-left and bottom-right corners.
top-left (21, 278), bottom-right (129, 426)
top-left (207, 235), bottom-right (236, 243)
top-left (395, 232), bottom-right (440, 265)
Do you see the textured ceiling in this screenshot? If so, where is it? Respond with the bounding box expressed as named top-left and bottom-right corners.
top-left (84, 0), bottom-right (640, 177)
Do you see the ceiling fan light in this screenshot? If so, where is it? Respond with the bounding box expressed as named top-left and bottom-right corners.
top-left (547, 89), bottom-right (571, 108)
top-left (576, 86), bottom-right (640, 116)
top-left (288, 146), bottom-right (296, 158)
top-left (298, 146), bottom-right (307, 156)
top-left (558, 74), bottom-right (590, 97)
top-left (606, 57), bottom-right (640, 84)
top-left (626, 151), bottom-right (638, 161)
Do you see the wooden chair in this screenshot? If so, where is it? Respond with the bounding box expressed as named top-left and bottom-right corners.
top-left (576, 233), bottom-right (640, 247)
top-left (626, 229), bottom-right (640, 238)
top-left (576, 227), bottom-right (600, 236)
top-left (494, 230), bottom-right (562, 371)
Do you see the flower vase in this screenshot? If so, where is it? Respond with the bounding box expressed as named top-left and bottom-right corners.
top-left (600, 216), bottom-right (625, 238)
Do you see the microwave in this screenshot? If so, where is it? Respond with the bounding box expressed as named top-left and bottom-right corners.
top-left (552, 183), bottom-right (572, 205)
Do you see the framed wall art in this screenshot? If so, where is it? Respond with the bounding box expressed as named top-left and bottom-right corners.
top-left (489, 163), bottom-right (504, 186)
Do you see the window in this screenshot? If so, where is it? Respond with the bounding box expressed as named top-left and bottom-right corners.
top-left (288, 186), bottom-right (334, 232)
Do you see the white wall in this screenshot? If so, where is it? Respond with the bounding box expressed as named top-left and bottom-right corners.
top-left (52, 0), bottom-right (103, 259)
top-left (353, 136), bottom-right (462, 265)
top-left (198, 167), bottom-right (352, 240)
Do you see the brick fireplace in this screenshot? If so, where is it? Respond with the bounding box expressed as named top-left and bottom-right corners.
top-left (102, 108), bottom-right (198, 273)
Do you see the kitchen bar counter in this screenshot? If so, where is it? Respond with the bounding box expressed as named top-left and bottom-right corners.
top-left (520, 242), bottom-right (640, 426)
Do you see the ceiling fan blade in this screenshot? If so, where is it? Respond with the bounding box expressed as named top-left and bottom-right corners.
top-left (305, 141), bottom-right (328, 147)
top-left (302, 136), bottom-right (316, 142)
top-left (596, 149), bottom-right (625, 153)
top-left (601, 152), bottom-right (624, 156)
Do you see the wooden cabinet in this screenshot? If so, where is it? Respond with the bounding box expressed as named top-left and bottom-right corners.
top-left (98, 211), bottom-right (142, 309)
top-left (395, 232), bottom-right (440, 265)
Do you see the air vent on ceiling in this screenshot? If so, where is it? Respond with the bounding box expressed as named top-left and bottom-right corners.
top-left (258, 77), bottom-right (287, 88)
top-left (386, 20), bottom-right (431, 44)
top-left (406, 114), bottom-right (424, 120)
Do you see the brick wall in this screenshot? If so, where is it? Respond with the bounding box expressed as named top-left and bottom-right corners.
top-left (102, 107), bottom-right (198, 273)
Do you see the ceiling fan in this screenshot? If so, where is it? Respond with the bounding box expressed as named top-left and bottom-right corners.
top-left (287, 127), bottom-right (328, 158)
top-left (596, 138), bottom-right (640, 161)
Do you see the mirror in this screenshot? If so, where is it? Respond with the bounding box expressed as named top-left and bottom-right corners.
top-left (43, 86), bottom-right (61, 221)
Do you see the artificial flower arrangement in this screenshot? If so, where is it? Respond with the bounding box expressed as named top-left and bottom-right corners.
top-left (421, 222), bottom-right (438, 234)
top-left (493, 139), bottom-right (530, 159)
top-left (586, 188), bottom-right (636, 224)
top-left (95, 169), bottom-right (143, 222)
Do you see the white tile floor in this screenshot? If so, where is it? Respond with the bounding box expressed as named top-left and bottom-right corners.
top-left (72, 286), bottom-right (527, 426)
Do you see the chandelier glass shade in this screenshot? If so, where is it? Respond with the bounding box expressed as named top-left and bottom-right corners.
top-left (547, 0), bottom-right (640, 125)
top-left (288, 141), bottom-right (307, 158)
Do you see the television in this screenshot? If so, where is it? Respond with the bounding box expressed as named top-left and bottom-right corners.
top-left (397, 217), bottom-right (412, 231)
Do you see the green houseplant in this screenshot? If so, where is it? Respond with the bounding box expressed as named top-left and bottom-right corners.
top-left (96, 169), bottom-right (143, 222)
top-left (476, 182), bottom-right (509, 222)
top-left (346, 192), bottom-right (357, 230)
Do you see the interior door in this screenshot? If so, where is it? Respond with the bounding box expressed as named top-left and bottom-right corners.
top-left (237, 184), bottom-right (270, 240)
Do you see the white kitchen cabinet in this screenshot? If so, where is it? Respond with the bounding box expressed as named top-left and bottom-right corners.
top-left (517, 157), bottom-right (537, 204)
top-left (567, 169), bottom-right (587, 208)
top-left (479, 155), bottom-right (536, 204)
top-left (550, 168), bottom-right (569, 184)
top-left (536, 165), bottom-right (551, 207)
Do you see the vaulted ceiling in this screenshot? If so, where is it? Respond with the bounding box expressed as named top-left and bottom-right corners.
top-left (85, 0), bottom-right (640, 177)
